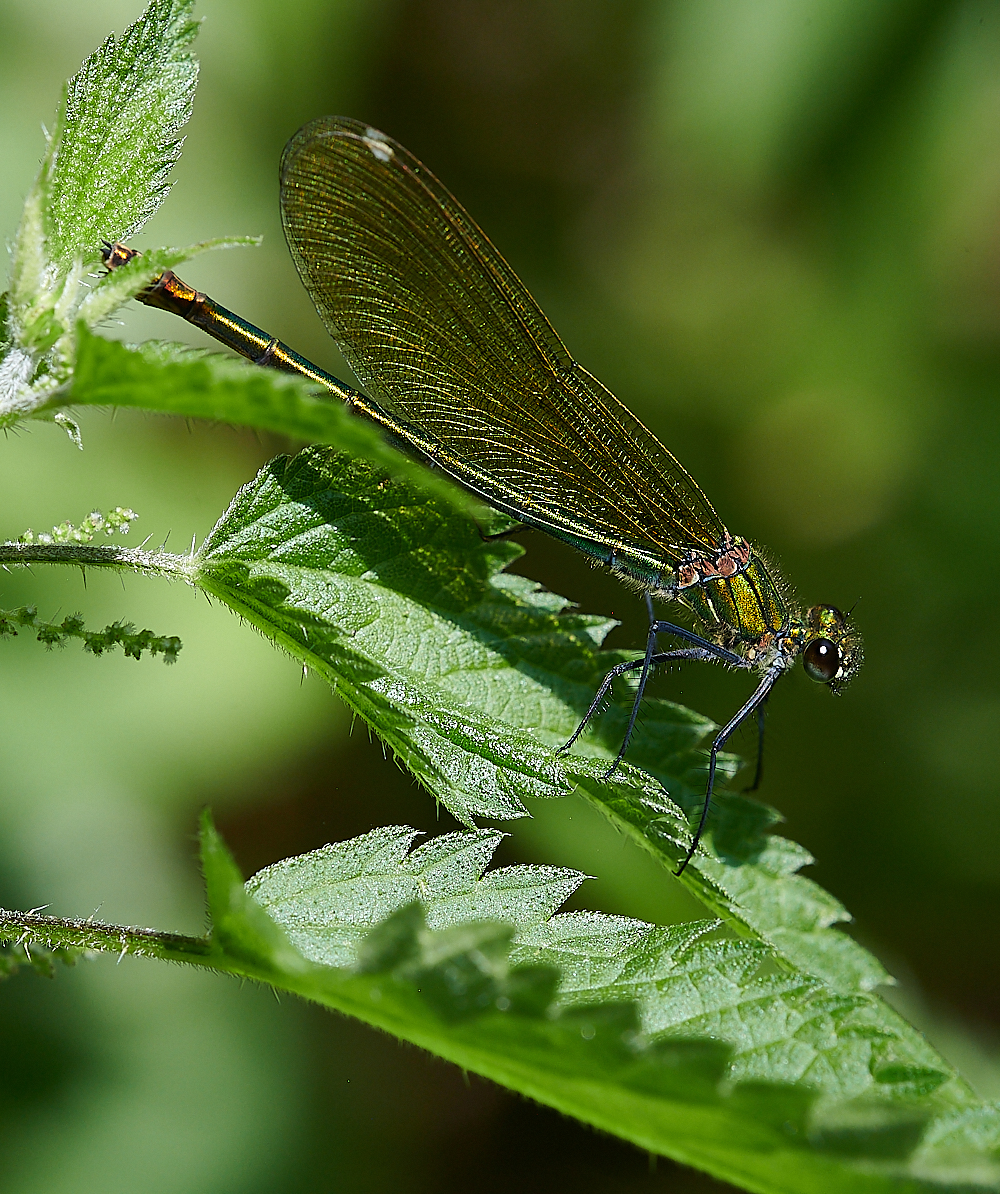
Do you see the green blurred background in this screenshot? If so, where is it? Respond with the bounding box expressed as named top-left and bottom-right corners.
top-left (2, 1), bottom-right (1000, 1190)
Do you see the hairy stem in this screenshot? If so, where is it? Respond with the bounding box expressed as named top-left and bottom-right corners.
top-left (0, 907), bottom-right (212, 963)
top-left (0, 542), bottom-right (195, 579)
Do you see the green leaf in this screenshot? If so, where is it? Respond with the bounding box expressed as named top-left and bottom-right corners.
top-left (1, 0), bottom-right (211, 424)
top-left (36, 0), bottom-right (198, 273)
top-left (66, 330), bottom-right (471, 508)
top-left (245, 824), bottom-right (585, 967)
top-left (238, 824), bottom-right (994, 1189)
top-left (199, 810), bottom-right (314, 977)
top-left (1, 819), bottom-right (993, 1190)
top-left (191, 444), bottom-right (886, 995)
top-left (217, 822), bottom-right (1000, 1189)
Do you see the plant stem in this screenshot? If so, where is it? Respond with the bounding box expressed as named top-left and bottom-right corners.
top-left (0, 542), bottom-right (195, 579)
top-left (0, 907), bottom-right (213, 963)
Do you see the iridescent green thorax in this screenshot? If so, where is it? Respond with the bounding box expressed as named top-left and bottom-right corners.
top-left (660, 532), bottom-right (788, 648)
top-left (641, 530), bottom-right (862, 688)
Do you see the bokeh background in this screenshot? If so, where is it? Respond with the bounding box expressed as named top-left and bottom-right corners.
top-left (2, 1), bottom-right (1000, 1190)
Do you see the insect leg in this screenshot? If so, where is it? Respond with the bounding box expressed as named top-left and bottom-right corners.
top-left (744, 698), bottom-right (769, 793)
top-left (675, 666), bottom-right (782, 877)
top-left (562, 595), bottom-right (751, 772)
top-left (649, 620), bottom-right (745, 667)
top-left (561, 614), bottom-right (659, 757)
top-left (561, 645), bottom-right (718, 760)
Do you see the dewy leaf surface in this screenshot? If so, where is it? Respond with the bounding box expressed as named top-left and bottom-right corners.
top-left (195, 446), bottom-right (711, 827)
top-left (1, 0), bottom-right (205, 424)
top-left (233, 824), bottom-right (987, 1192)
top-left (192, 444), bottom-right (886, 994)
top-left (40, 0), bottom-right (199, 270)
top-left (1, 819), bottom-right (993, 1192)
top-left (1, 819), bottom-right (992, 1192)
top-left (247, 824), bottom-right (585, 967)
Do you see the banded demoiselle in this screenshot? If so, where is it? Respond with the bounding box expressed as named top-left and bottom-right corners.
top-left (103, 116), bottom-right (863, 874)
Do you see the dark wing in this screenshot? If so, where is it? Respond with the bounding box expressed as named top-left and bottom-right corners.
top-left (279, 116), bottom-right (725, 569)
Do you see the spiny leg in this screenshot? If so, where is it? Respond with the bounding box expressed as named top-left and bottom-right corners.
top-left (605, 599), bottom-right (746, 775)
top-left (562, 594), bottom-right (744, 771)
top-left (561, 644), bottom-right (716, 757)
top-left (604, 644), bottom-right (720, 777)
top-left (743, 699), bottom-right (768, 793)
top-left (572, 649), bottom-right (720, 768)
top-left (674, 666), bottom-right (782, 877)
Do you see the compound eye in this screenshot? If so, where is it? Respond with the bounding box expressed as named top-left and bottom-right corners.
top-left (803, 638), bottom-right (841, 683)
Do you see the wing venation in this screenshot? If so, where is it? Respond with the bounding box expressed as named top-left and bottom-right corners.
top-left (279, 116), bottom-right (725, 567)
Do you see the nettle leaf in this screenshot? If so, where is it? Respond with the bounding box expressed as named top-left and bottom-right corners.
top-left (0, 1), bottom-right (255, 427)
top-left (246, 824), bottom-right (585, 967)
top-left (201, 819), bottom-right (985, 1191)
top-left (35, 0), bottom-right (198, 274)
top-left (0, 818), bottom-right (990, 1188)
top-left (191, 445), bottom-right (888, 996)
top-left (66, 330), bottom-right (471, 507)
top-left (8, 0), bottom-right (197, 321)
top-left (194, 446), bottom-right (713, 825)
